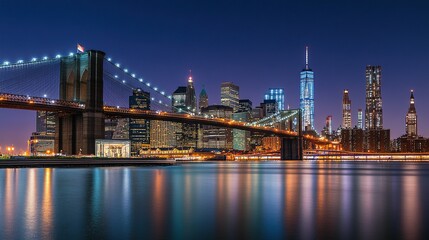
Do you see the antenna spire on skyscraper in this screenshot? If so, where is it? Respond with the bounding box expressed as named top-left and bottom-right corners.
top-left (188, 69), bottom-right (193, 82)
top-left (305, 46), bottom-right (309, 69)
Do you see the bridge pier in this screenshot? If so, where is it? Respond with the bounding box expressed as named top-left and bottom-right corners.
top-left (55, 50), bottom-right (105, 155)
top-left (280, 137), bottom-right (303, 160)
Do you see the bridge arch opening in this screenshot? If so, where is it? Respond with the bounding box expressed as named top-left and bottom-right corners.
top-left (66, 71), bottom-right (75, 101)
top-left (80, 69), bottom-right (88, 102)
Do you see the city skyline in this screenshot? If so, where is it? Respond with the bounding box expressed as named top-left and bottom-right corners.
top-left (1, 0), bottom-right (429, 151)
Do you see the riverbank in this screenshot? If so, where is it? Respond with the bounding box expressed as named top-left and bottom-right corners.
top-left (0, 158), bottom-right (175, 168)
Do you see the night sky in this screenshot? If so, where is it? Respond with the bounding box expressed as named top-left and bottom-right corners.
top-left (1, 0), bottom-right (428, 152)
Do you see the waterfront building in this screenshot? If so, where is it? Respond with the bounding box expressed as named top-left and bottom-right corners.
top-left (95, 139), bottom-right (130, 158)
top-left (129, 88), bottom-right (150, 156)
top-left (221, 82), bottom-right (239, 112)
top-left (393, 90), bottom-right (429, 152)
top-left (357, 109), bottom-right (363, 129)
top-left (30, 110), bottom-right (56, 155)
top-left (300, 46), bottom-right (315, 131)
top-left (199, 85), bottom-right (208, 111)
top-left (341, 128), bottom-right (364, 152)
top-left (29, 132), bottom-right (55, 156)
top-left (201, 105), bottom-right (233, 149)
top-left (264, 88), bottom-right (285, 111)
top-left (342, 89), bottom-right (351, 129)
top-left (406, 90), bottom-right (417, 137)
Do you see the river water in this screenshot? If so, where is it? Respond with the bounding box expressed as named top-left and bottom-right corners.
top-left (0, 161), bottom-right (429, 239)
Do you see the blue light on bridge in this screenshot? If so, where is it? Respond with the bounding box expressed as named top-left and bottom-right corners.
top-left (122, 80), bottom-right (126, 83)
top-left (114, 75), bottom-right (118, 78)
top-left (116, 63), bottom-right (120, 67)
top-left (43, 56), bottom-right (48, 60)
top-left (138, 78), bottom-right (143, 82)
top-left (31, 58), bottom-right (37, 62)
top-left (107, 58), bottom-right (112, 61)
top-left (154, 87), bottom-right (158, 91)
top-left (3, 61), bottom-right (10, 65)
top-left (69, 52), bottom-right (74, 57)
top-left (124, 69), bottom-right (128, 73)
top-left (146, 83), bottom-right (150, 87)
top-left (17, 60), bottom-right (24, 64)
top-left (55, 54), bottom-right (61, 59)
top-left (131, 74), bottom-right (136, 78)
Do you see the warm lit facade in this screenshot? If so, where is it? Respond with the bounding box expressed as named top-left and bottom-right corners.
top-left (300, 46), bottom-right (315, 131)
top-left (264, 88), bottom-right (285, 111)
top-left (150, 120), bottom-right (177, 148)
top-left (342, 89), bottom-right (351, 129)
top-left (221, 82), bottom-right (239, 112)
top-left (95, 139), bottom-right (131, 158)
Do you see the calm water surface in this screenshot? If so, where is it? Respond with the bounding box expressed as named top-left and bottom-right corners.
top-left (1, 161), bottom-right (429, 239)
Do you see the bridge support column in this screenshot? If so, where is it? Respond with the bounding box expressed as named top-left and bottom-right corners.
top-left (280, 137), bottom-right (303, 160)
top-left (55, 50), bottom-right (105, 155)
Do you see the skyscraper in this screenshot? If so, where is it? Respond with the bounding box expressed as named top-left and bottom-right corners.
top-left (300, 46), bottom-right (315, 131)
top-left (129, 88), bottom-right (150, 156)
top-left (36, 111), bottom-right (56, 135)
top-left (264, 88), bottom-right (285, 111)
top-left (406, 90), bottom-right (417, 137)
top-left (185, 71), bottom-right (197, 113)
top-left (365, 66), bottom-right (383, 130)
top-left (221, 82), bottom-right (239, 112)
top-left (357, 109), bottom-right (363, 129)
top-left (199, 85), bottom-right (208, 111)
top-left (171, 73), bottom-right (198, 148)
top-left (238, 99), bottom-right (252, 113)
top-left (342, 89), bottom-right (352, 129)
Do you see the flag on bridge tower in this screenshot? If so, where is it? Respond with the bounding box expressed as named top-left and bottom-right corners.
top-left (77, 44), bottom-right (85, 53)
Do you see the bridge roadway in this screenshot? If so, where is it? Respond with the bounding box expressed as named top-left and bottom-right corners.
top-left (0, 93), bottom-right (332, 144)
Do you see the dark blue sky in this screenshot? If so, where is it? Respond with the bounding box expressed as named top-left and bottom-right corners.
top-left (1, 0), bottom-right (429, 152)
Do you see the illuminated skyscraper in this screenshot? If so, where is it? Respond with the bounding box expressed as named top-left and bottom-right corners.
top-left (171, 73), bottom-right (198, 148)
top-left (221, 82), bottom-right (239, 112)
top-left (300, 46), bottom-right (315, 131)
top-left (342, 89), bottom-right (352, 129)
top-left (365, 66), bottom-right (383, 130)
top-left (264, 88), bottom-right (284, 111)
top-left (357, 109), bottom-right (363, 129)
top-left (36, 111), bottom-right (56, 135)
top-left (129, 88), bottom-right (150, 156)
top-left (185, 71), bottom-right (197, 113)
top-left (406, 90), bottom-right (417, 137)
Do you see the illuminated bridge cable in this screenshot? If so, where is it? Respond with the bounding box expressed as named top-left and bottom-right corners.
top-left (103, 57), bottom-right (173, 102)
